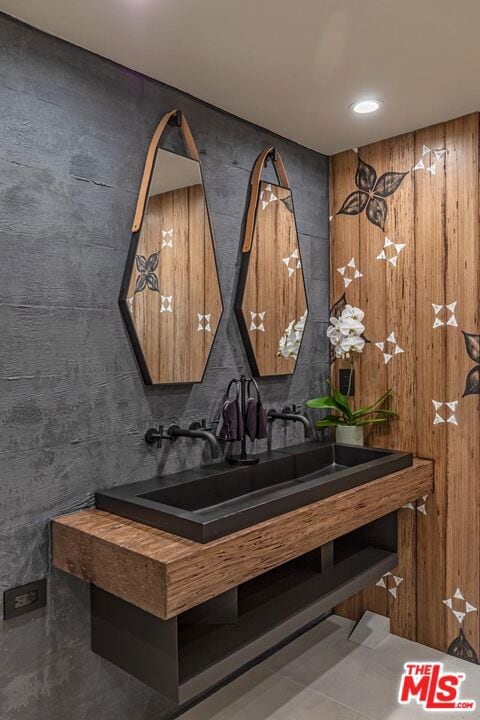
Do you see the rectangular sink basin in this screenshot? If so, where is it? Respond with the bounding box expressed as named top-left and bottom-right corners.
top-left (96, 442), bottom-right (412, 543)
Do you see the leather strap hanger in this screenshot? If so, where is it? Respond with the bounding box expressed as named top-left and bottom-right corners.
top-left (132, 109), bottom-right (200, 233)
top-left (242, 147), bottom-right (290, 253)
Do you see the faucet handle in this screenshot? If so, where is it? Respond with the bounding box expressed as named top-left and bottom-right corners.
top-left (144, 425), bottom-right (165, 448)
top-left (281, 404), bottom-right (298, 414)
top-left (189, 418), bottom-right (213, 432)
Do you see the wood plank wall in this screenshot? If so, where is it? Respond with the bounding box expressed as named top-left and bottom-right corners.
top-left (330, 113), bottom-right (480, 662)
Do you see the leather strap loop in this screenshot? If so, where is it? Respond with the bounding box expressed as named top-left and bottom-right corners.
top-left (132, 109), bottom-right (200, 233)
top-left (242, 147), bottom-right (290, 253)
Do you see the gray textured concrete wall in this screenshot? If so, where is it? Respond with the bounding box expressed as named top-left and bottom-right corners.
top-left (0, 13), bottom-right (330, 720)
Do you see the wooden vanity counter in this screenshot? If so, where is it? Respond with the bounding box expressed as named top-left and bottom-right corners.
top-left (52, 458), bottom-right (433, 620)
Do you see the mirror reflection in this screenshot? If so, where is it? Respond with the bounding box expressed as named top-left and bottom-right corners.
top-left (122, 147), bottom-right (223, 384)
top-left (236, 175), bottom-right (308, 376)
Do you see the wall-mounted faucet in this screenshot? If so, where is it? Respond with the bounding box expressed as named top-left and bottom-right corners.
top-left (144, 419), bottom-right (221, 459)
top-left (267, 405), bottom-right (315, 440)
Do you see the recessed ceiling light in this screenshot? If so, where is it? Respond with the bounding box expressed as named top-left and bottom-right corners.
top-left (351, 99), bottom-right (382, 114)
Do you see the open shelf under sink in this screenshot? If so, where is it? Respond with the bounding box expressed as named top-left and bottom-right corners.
top-left (91, 513), bottom-right (397, 707)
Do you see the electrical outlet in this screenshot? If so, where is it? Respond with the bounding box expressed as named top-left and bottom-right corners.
top-left (339, 368), bottom-right (355, 396)
top-left (4, 579), bottom-right (47, 620)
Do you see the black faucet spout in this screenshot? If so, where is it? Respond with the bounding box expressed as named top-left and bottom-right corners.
top-left (267, 407), bottom-right (315, 440)
top-left (167, 422), bottom-right (221, 459)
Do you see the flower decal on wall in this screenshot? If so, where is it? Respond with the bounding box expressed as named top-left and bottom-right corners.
top-left (443, 588), bottom-right (477, 625)
top-left (462, 331), bottom-right (480, 396)
top-left (444, 588), bottom-right (479, 664)
top-left (134, 253), bottom-right (160, 293)
top-left (447, 631), bottom-right (479, 664)
top-left (336, 257), bottom-right (363, 288)
top-left (337, 158), bottom-right (408, 231)
top-left (376, 571), bottom-right (404, 599)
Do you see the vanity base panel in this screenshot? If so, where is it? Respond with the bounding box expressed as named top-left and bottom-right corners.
top-left (91, 514), bottom-right (397, 709)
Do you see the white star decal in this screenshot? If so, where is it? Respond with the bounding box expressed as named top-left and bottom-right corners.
top-left (260, 184), bottom-right (278, 210)
top-left (336, 257), bottom-right (363, 288)
top-left (432, 301), bottom-right (458, 329)
top-left (443, 588), bottom-right (477, 625)
top-left (375, 332), bottom-right (404, 364)
top-left (161, 228), bottom-right (174, 248)
top-left (432, 400), bottom-right (458, 426)
top-left (250, 311), bottom-right (265, 332)
top-left (376, 571), bottom-right (404, 599)
top-left (160, 295), bottom-right (173, 312)
top-left (282, 248), bottom-right (302, 277)
top-left (376, 237), bottom-right (406, 268)
top-left (197, 313), bottom-right (212, 332)
top-left (413, 144), bottom-right (447, 175)
top-left (402, 495), bottom-right (428, 515)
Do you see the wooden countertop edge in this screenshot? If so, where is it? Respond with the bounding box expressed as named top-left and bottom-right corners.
top-left (51, 458), bottom-right (433, 619)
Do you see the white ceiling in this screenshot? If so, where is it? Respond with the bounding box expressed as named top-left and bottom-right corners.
top-left (2, 0), bottom-right (480, 154)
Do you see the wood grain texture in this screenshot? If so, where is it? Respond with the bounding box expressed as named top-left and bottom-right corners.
top-left (332, 137), bottom-right (417, 639)
top-left (242, 147), bottom-right (289, 253)
top-left (239, 180), bottom-right (308, 376)
top-left (126, 184), bottom-right (222, 384)
top-left (444, 114), bottom-right (480, 657)
top-left (415, 121), bottom-right (448, 651)
top-left (52, 459), bottom-right (433, 620)
top-left (331, 113), bottom-right (480, 660)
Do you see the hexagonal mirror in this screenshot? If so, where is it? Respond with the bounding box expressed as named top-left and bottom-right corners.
top-left (120, 110), bottom-right (223, 384)
top-left (235, 148), bottom-right (308, 376)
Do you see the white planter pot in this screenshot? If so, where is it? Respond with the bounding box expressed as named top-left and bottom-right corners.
top-left (336, 425), bottom-right (364, 446)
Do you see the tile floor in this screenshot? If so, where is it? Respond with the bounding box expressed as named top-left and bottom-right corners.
top-left (180, 615), bottom-right (480, 720)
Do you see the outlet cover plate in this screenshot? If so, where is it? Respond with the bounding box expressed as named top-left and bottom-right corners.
top-left (4, 579), bottom-right (47, 620)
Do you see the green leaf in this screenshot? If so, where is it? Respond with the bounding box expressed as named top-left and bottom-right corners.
top-left (356, 409), bottom-right (398, 419)
top-left (327, 380), bottom-right (353, 421)
top-left (306, 396), bottom-right (345, 412)
top-left (352, 388), bottom-right (394, 419)
top-left (356, 417), bottom-right (390, 426)
top-left (315, 415), bottom-right (347, 428)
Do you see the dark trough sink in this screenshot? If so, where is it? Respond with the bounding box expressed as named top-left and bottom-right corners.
top-left (96, 442), bottom-right (412, 543)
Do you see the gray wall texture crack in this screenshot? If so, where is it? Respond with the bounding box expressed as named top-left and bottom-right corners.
top-left (0, 12), bottom-right (329, 720)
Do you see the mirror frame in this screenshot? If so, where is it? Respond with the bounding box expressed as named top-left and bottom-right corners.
top-left (119, 109), bottom-right (223, 385)
top-left (235, 146), bottom-right (309, 377)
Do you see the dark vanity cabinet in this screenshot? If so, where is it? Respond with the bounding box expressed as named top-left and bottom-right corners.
top-left (91, 513), bottom-right (397, 709)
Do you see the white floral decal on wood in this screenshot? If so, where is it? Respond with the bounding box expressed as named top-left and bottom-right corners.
top-left (336, 257), bottom-right (363, 288)
top-left (432, 400), bottom-right (458, 426)
top-left (432, 301), bottom-right (458, 328)
top-left (376, 237), bottom-right (406, 267)
top-left (375, 332), bottom-right (404, 364)
top-left (249, 311), bottom-right (265, 332)
top-left (413, 144), bottom-right (446, 175)
top-left (160, 295), bottom-right (173, 313)
top-left (161, 228), bottom-right (174, 248)
top-left (282, 249), bottom-right (301, 277)
top-left (376, 571), bottom-right (404, 599)
top-left (443, 588), bottom-right (478, 625)
top-left (402, 495), bottom-right (428, 515)
top-left (197, 313), bottom-right (212, 332)
top-left (260, 184), bottom-right (278, 210)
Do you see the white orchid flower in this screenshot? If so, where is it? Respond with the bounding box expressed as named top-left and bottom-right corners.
top-left (327, 304), bottom-right (366, 359)
top-left (342, 304), bottom-right (365, 322)
top-left (277, 311), bottom-right (307, 360)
